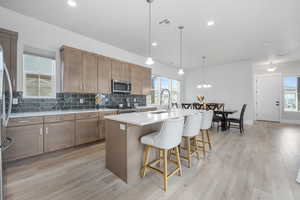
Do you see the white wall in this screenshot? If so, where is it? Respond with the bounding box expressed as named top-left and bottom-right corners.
top-left (0, 6), bottom-right (181, 92)
top-left (253, 60), bottom-right (300, 124)
top-left (184, 61), bottom-right (255, 124)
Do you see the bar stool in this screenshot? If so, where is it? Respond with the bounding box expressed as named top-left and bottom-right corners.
top-left (180, 113), bottom-right (204, 168)
top-left (197, 110), bottom-right (214, 153)
top-left (140, 117), bottom-right (185, 192)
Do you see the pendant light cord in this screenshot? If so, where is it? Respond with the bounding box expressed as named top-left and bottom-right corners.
top-left (148, 1), bottom-right (152, 58)
top-left (180, 27), bottom-right (183, 69)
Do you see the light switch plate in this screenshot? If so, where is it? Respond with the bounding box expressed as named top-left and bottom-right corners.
top-left (120, 124), bottom-right (126, 130)
top-left (80, 99), bottom-right (84, 104)
top-left (12, 98), bottom-right (18, 105)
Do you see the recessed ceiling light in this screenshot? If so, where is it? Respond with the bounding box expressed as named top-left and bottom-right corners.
top-left (67, 0), bottom-right (77, 7)
top-left (152, 42), bottom-right (158, 47)
top-left (207, 21), bottom-right (215, 27)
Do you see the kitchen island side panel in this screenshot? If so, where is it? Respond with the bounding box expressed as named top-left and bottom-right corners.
top-left (105, 119), bottom-right (127, 182)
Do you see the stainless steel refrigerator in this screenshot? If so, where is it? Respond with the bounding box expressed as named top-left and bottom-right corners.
top-left (0, 45), bottom-right (13, 200)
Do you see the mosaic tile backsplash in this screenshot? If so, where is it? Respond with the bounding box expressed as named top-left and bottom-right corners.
top-left (10, 92), bottom-right (146, 113)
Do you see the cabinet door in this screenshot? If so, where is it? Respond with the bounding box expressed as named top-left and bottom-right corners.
top-left (82, 52), bottom-right (98, 93)
top-left (130, 64), bottom-right (142, 95)
top-left (142, 67), bottom-right (152, 95)
top-left (111, 59), bottom-right (122, 81)
top-left (44, 121), bottom-right (75, 152)
top-left (76, 118), bottom-right (99, 145)
top-left (61, 46), bottom-right (82, 93)
top-left (121, 62), bottom-right (131, 81)
top-left (98, 56), bottom-right (112, 94)
top-left (5, 124), bottom-right (43, 161)
top-left (0, 28), bottom-right (18, 91)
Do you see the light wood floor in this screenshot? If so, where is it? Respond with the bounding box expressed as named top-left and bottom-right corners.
top-left (5, 122), bottom-right (300, 200)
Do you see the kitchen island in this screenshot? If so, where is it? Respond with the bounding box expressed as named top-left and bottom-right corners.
top-left (104, 109), bottom-right (201, 184)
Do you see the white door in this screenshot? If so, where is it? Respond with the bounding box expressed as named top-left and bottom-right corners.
top-left (256, 74), bottom-right (281, 122)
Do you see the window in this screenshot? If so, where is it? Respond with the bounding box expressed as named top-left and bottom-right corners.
top-left (148, 75), bottom-right (181, 105)
top-left (283, 77), bottom-right (299, 112)
top-left (23, 53), bottom-right (56, 98)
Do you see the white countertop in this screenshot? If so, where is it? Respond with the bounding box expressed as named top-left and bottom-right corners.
top-left (105, 109), bottom-right (202, 126)
top-left (10, 106), bottom-right (157, 118)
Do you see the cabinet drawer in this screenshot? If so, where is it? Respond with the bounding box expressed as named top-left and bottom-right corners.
top-left (76, 112), bottom-right (98, 119)
top-left (44, 114), bottom-right (75, 123)
top-left (8, 117), bottom-right (43, 127)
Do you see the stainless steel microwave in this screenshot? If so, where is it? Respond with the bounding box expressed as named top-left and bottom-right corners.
top-left (112, 80), bottom-right (131, 93)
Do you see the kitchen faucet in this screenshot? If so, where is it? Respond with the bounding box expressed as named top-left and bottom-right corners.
top-left (160, 89), bottom-right (171, 110)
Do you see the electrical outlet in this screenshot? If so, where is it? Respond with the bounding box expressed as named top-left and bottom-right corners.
top-left (80, 99), bottom-right (84, 104)
top-left (12, 98), bottom-right (18, 105)
top-left (134, 98), bottom-right (137, 102)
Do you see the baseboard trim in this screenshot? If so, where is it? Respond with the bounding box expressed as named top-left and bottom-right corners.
top-left (244, 120), bottom-right (254, 125)
top-left (280, 119), bottom-right (300, 125)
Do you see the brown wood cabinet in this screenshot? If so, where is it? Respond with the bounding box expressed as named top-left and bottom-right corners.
top-left (76, 116), bottom-right (99, 145)
top-left (5, 124), bottom-right (44, 161)
top-left (142, 67), bottom-right (152, 95)
top-left (131, 65), bottom-right (152, 95)
top-left (61, 46), bottom-right (82, 93)
top-left (0, 28), bottom-right (18, 91)
top-left (82, 52), bottom-right (98, 93)
top-left (111, 59), bottom-right (130, 81)
top-left (98, 55), bottom-right (112, 94)
top-left (44, 120), bottom-right (75, 153)
top-left (130, 64), bottom-right (143, 95)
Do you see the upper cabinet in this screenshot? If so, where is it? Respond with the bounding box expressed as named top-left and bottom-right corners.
top-left (111, 59), bottom-right (130, 81)
top-left (82, 52), bottom-right (98, 93)
top-left (61, 46), bottom-right (98, 93)
top-left (0, 28), bottom-right (18, 91)
top-left (98, 55), bottom-right (112, 94)
top-left (142, 67), bottom-right (152, 95)
top-left (61, 45), bottom-right (151, 95)
top-left (131, 64), bottom-right (152, 95)
top-left (61, 46), bottom-right (82, 93)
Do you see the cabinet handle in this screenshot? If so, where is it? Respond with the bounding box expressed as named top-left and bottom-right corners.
top-left (40, 128), bottom-right (43, 136)
top-left (45, 127), bottom-right (48, 135)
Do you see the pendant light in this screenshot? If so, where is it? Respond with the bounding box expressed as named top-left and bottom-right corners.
top-left (177, 26), bottom-right (184, 75)
top-left (197, 56), bottom-right (212, 89)
top-left (145, 0), bottom-right (155, 65)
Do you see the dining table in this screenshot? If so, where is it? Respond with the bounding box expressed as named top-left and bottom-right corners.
top-left (214, 109), bottom-right (238, 131)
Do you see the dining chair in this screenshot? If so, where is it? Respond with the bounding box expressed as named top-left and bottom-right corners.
top-left (227, 104), bottom-right (247, 135)
top-left (172, 102), bottom-right (179, 109)
top-left (193, 103), bottom-right (204, 110)
top-left (181, 103), bottom-right (192, 109)
top-left (213, 103), bottom-right (225, 131)
top-left (140, 117), bottom-right (185, 192)
top-left (206, 103), bottom-right (218, 111)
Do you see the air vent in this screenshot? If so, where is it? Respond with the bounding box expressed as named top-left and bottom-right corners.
top-left (158, 18), bottom-right (171, 25)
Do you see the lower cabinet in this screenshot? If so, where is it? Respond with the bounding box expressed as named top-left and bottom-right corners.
top-left (5, 124), bottom-right (44, 162)
top-left (76, 118), bottom-right (99, 145)
top-left (44, 121), bottom-right (75, 153)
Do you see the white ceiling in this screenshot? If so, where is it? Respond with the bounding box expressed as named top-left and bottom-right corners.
top-left (0, 0), bottom-right (300, 68)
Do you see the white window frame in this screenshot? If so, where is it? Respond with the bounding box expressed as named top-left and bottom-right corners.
top-left (149, 75), bottom-right (181, 105)
top-left (283, 76), bottom-right (300, 112)
top-left (23, 52), bottom-right (56, 99)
